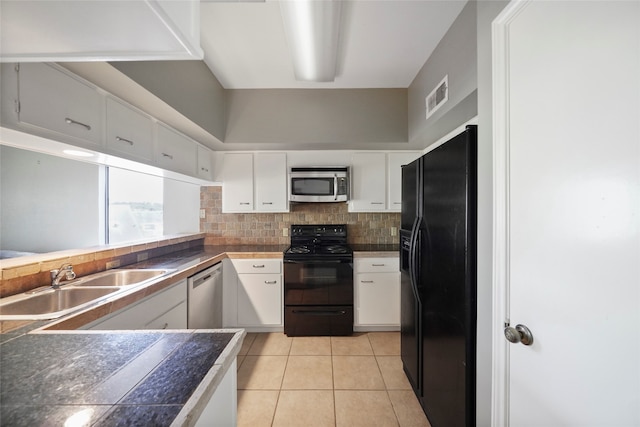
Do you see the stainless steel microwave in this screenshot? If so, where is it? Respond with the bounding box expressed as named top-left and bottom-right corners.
top-left (289, 167), bottom-right (350, 202)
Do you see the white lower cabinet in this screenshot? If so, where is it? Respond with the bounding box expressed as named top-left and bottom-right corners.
top-left (85, 280), bottom-right (187, 330)
top-left (354, 257), bottom-right (400, 329)
top-left (223, 258), bottom-right (283, 330)
top-left (194, 359), bottom-right (237, 427)
top-left (237, 273), bottom-right (282, 326)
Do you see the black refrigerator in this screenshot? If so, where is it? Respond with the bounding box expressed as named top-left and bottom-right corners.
top-left (400, 125), bottom-right (477, 427)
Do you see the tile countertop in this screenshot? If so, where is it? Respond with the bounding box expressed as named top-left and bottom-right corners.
top-left (0, 329), bottom-right (246, 427)
top-left (0, 245), bottom-right (282, 427)
top-left (20, 245), bottom-right (287, 332)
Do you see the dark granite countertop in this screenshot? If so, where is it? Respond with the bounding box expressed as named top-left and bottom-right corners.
top-left (0, 329), bottom-right (244, 426)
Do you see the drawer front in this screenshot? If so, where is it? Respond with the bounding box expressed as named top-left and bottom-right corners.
top-left (145, 300), bottom-right (187, 330)
top-left (355, 257), bottom-right (399, 273)
top-left (232, 259), bottom-right (281, 274)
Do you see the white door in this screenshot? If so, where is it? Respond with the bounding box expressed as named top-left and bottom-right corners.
top-left (493, 1), bottom-right (640, 426)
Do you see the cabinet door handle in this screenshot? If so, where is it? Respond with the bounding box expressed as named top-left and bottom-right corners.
top-left (262, 202), bottom-right (273, 205)
top-left (162, 323), bottom-right (169, 329)
top-left (371, 202), bottom-right (384, 205)
top-left (115, 136), bottom-right (134, 146)
top-left (393, 202), bottom-right (401, 205)
top-left (253, 264), bottom-right (265, 268)
top-left (240, 202), bottom-right (251, 205)
top-left (264, 280), bottom-right (277, 284)
top-left (201, 167), bottom-right (209, 172)
top-left (372, 264), bottom-right (385, 267)
top-left (65, 117), bottom-right (91, 131)
top-left (361, 280), bottom-right (375, 284)
top-left (161, 152), bottom-right (174, 160)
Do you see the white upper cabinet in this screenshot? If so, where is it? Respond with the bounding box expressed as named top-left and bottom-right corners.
top-left (387, 152), bottom-right (420, 212)
top-left (222, 153), bottom-right (288, 213)
top-left (156, 124), bottom-right (197, 177)
top-left (255, 153), bottom-right (288, 212)
top-left (16, 63), bottom-right (104, 148)
top-left (105, 97), bottom-right (154, 163)
top-left (197, 145), bottom-right (214, 181)
top-left (2, 63), bottom-right (216, 184)
top-left (222, 153), bottom-right (254, 212)
top-left (350, 152), bottom-right (387, 212)
top-left (1, 1), bottom-right (203, 62)
top-left (350, 151), bottom-right (420, 212)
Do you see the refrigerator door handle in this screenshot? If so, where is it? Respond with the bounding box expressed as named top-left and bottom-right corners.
top-left (408, 217), bottom-right (422, 302)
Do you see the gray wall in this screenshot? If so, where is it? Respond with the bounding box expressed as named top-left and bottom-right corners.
top-left (0, 146), bottom-right (102, 253)
top-left (476, 2), bottom-right (509, 426)
top-left (408, 0), bottom-right (478, 148)
top-left (110, 61), bottom-right (227, 143)
top-left (225, 89), bottom-right (408, 147)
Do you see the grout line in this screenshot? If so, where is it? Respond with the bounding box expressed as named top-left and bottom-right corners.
top-left (331, 336), bottom-right (337, 427)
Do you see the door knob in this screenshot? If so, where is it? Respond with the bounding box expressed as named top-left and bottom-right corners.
top-left (504, 324), bottom-right (534, 346)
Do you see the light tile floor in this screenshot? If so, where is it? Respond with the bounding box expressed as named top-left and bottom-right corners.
top-left (237, 332), bottom-right (431, 427)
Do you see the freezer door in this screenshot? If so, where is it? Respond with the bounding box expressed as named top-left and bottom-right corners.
top-left (401, 159), bottom-right (420, 231)
top-left (400, 229), bottom-right (422, 396)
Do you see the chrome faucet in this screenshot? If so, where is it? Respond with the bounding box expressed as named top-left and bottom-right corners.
top-left (50, 264), bottom-right (76, 289)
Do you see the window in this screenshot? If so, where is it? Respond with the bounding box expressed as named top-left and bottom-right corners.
top-left (107, 168), bottom-right (163, 244)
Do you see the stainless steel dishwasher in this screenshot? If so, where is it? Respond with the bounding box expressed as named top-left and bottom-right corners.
top-left (187, 263), bottom-right (222, 329)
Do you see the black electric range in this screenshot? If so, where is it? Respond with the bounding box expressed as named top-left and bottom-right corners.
top-left (283, 224), bottom-right (354, 336)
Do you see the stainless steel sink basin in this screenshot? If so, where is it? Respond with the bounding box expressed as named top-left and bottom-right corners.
top-left (72, 269), bottom-right (171, 287)
top-left (0, 287), bottom-right (120, 319)
top-left (0, 268), bottom-right (174, 320)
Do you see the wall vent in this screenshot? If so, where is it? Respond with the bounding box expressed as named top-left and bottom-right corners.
top-left (425, 75), bottom-right (448, 119)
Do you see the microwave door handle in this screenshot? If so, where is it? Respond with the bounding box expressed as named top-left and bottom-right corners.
top-left (334, 174), bottom-right (338, 201)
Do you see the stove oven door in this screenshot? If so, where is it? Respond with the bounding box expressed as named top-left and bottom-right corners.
top-left (284, 258), bottom-right (353, 306)
top-left (284, 258), bottom-right (353, 336)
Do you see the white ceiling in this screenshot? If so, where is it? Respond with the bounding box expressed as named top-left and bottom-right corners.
top-left (199, 0), bottom-right (467, 89)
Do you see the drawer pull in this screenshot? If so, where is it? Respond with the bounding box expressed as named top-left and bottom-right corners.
top-left (361, 280), bottom-right (375, 284)
top-left (394, 202), bottom-right (401, 205)
top-left (65, 117), bottom-right (91, 131)
top-left (115, 136), bottom-right (134, 145)
top-left (161, 152), bottom-right (174, 160)
top-left (372, 263), bottom-right (385, 267)
top-left (371, 202), bottom-right (384, 205)
top-left (264, 280), bottom-right (277, 284)
top-left (240, 202), bottom-right (251, 205)
top-left (253, 264), bottom-right (265, 268)
top-left (262, 202), bottom-right (273, 205)
top-left (201, 167), bottom-right (209, 172)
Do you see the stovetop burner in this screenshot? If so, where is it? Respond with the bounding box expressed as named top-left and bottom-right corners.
top-left (288, 246), bottom-right (311, 254)
top-left (284, 224), bottom-right (352, 260)
top-left (324, 245), bottom-right (348, 254)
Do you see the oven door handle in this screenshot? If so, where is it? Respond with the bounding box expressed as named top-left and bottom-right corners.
top-left (283, 259), bottom-right (350, 264)
top-left (291, 310), bottom-right (348, 316)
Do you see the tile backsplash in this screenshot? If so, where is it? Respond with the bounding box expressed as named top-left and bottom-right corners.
top-left (200, 187), bottom-right (400, 245)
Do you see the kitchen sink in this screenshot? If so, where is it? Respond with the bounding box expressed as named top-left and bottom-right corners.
top-left (0, 268), bottom-right (175, 320)
top-left (72, 269), bottom-right (171, 287)
top-left (0, 287), bottom-right (120, 319)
